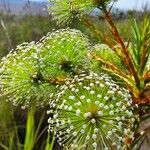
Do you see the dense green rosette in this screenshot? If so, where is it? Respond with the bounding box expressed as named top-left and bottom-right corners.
top-left (0, 42), bottom-right (55, 107)
top-left (48, 72), bottom-right (137, 150)
top-left (38, 28), bottom-right (90, 79)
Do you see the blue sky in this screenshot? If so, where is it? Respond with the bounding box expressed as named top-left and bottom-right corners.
top-left (30, 0), bottom-right (150, 10)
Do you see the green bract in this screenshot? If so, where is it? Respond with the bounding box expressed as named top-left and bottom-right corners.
top-left (48, 72), bottom-right (136, 150)
top-left (49, 0), bottom-right (93, 25)
top-left (0, 42), bottom-right (55, 107)
top-left (39, 28), bottom-right (90, 78)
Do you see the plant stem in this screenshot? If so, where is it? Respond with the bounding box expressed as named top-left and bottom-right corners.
top-left (101, 6), bottom-right (142, 95)
top-left (24, 106), bottom-right (35, 150)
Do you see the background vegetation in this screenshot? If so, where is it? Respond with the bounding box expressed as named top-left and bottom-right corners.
top-left (0, 1), bottom-right (150, 149)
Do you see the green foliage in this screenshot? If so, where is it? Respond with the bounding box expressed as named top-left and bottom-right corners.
top-left (0, 0), bottom-right (150, 149)
top-left (90, 14), bottom-right (150, 101)
top-left (0, 101), bottom-right (22, 150)
top-left (24, 108), bottom-right (52, 150)
top-left (131, 17), bottom-right (150, 76)
top-left (47, 0), bottom-right (150, 149)
top-left (0, 14), bottom-right (55, 59)
top-left (0, 104), bottom-right (53, 150)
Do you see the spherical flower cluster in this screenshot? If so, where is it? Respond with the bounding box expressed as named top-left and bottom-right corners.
top-left (49, 0), bottom-right (118, 25)
top-left (39, 28), bottom-right (90, 78)
top-left (0, 29), bottom-right (90, 107)
top-left (93, 0), bottom-right (117, 7)
top-left (48, 72), bottom-right (137, 150)
top-left (49, 0), bottom-right (94, 25)
top-left (0, 42), bottom-right (55, 107)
